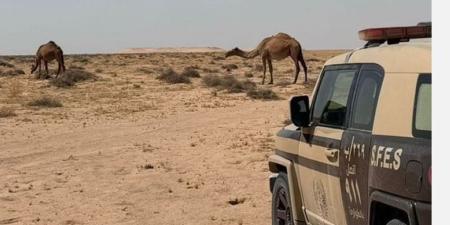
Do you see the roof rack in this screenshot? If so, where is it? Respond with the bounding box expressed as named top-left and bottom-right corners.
top-left (359, 22), bottom-right (431, 48)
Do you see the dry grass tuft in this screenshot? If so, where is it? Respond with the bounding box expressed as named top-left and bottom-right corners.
top-left (246, 88), bottom-right (280, 100)
top-left (222, 64), bottom-right (238, 71)
top-left (254, 64), bottom-right (263, 72)
top-left (0, 69), bottom-right (25, 77)
top-left (137, 67), bottom-right (154, 74)
top-left (157, 68), bottom-right (191, 84)
top-left (27, 96), bottom-right (63, 108)
top-left (202, 75), bottom-right (256, 93)
top-left (50, 69), bottom-right (97, 88)
top-left (0, 60), bottom-right (14, 68)
top-left (0, 107), bottom-right (17, 118)
top-left (8, 80), bottom-right (23, 98)
top-left (181, 67), bottom-right (200, 78)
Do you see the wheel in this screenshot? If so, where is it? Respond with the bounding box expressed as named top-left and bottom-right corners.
top-left (386, 219), bottom-right (407, 225)
top-left (272, 172), bottom-right (294, 225)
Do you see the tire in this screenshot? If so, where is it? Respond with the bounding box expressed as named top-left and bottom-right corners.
top-left (272, 172), bottom-right (294, 225)
top-left (386, 219), bottom-right (407, 225)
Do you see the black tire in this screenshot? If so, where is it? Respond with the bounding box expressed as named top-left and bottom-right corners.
top-left (272, 172), bottom-right (294, 225)
top-left (386, 219), bottom-right (407, 225)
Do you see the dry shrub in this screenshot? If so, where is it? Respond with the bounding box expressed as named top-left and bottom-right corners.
top-left (202, 75), bottom-right (256, 93)
top-left (246, 88), bottom-right (280, 100)
top-left (0, 60), bottom-right (14, 68)
top-left (0, 69), bottom-right (25, 77)
top-left (213, 56), bottom-right (225, 61)
top-left (222, 64), bottom-right (238, 71)
top-left (254, 64), bottom-right (263, 72)
top-left (157, 68), bottom-right (191, 84)
top-left (50, 69), bottom-right (97, 88)
top-left (137, 67), bottom-right (153, 74)
top-left (69, 65), bottom-right (85, 70)
top-left (0, 107), bottom-right (17, 118)
top-left (202, 68), bottom-right (219, 73)
top-left (276, 80), bottom-right (292, 87)
top-left (244, 72), bottom-right (253, 78)
top-left (308, 57), bottom-right (323, 62)
top-left (185, 65), bottom-right (200, 70)
top-left (8, 80), bottom-right (23, 98)
top-left (27, 96), bottom-right (62, 108)
top-left (181, 67), bottom-right (200, 78)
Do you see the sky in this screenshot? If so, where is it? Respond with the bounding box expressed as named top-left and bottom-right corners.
top-left (0, 0), bottom-right (431, 55)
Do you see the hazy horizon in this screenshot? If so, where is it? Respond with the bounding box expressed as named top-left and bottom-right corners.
top-left (0, 0), bottom-right (431, 55)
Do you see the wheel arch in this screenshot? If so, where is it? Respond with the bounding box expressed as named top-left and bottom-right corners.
top-left (268, 154), bottom-right (306, 223)
top-left (369, 190), bottom-right (417, 225)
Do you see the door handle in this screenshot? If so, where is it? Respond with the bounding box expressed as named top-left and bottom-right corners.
top-left (324, 149), bottom-right (339, 159)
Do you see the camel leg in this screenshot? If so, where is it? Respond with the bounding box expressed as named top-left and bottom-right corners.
top-left (290, 53), bottom-right (300, 84)
top-left (44, 61), bottom-right (49, 78)
top-left (38, 61), bottom-right (42, 79)
top-left (298, 51), bottom-right (308, 83)
top-left (268, 59), bottom-right (273, 84)
top-left (262, 57), bottom-right (267, 85)
top-left (56, 61), bottom-right (61, 78)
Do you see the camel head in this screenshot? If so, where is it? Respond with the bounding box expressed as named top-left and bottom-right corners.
top-left (225, 47), bottom-right (244, 58)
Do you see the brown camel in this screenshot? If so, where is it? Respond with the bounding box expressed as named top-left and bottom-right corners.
top-left (31, 41), bottom-right (66, 78)
top-left (225, 33), bottom-right (308, 84)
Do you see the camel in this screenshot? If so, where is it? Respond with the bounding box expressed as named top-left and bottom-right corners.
top-left (225, 33), bottom-right (308, 84)
top-left (31, 41), bottom-right (66, 78)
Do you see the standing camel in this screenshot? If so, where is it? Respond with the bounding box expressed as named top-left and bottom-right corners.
top-left (225, 33), bottom-right (308, 84)
top-left (31, 41), bottom-right (66, 78)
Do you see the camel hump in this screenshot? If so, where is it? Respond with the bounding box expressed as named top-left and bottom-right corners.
top-left (48, 41), bottom-right (56, 45)
top-left (275, 33), bottom-right (293, 38)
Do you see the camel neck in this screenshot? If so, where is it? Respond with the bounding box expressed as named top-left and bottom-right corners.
top-left (239, 49), bottom-right (259, 59)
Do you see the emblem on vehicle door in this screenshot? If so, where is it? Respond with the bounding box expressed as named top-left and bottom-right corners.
top-left (313, 179), bottom-right (329, 219)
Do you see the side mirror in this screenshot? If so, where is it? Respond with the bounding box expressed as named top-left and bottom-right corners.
top-left (290, 95), bottom-right (310, 127)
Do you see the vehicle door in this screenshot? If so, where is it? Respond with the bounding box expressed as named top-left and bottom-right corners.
top-left (296, 64), bottom-right (359, 225)
top-left (339, 65), bottom-right (384, 225)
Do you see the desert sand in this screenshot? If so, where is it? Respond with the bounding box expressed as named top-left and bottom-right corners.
top-left (0, 50), bottom-right (345, 225)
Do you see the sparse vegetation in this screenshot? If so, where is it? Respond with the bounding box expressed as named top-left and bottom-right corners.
top-left (50, 69), bottom-right (96, 88)
top-left (137, 67), bottom-right (153, 74)
top-left (8, 80), bottom-right (23, 98)
top-left (0, 60), bottom-right (14, 68)
top-left (244, 72), bottom-right (253, 78)
top-left (213, 56), bottom-right (225, 61)
top-left (27, 96), bottom-right (63, 108)
top-left (0, 107), bottom-right (17, 118)
top-left (222, 64), bottom-right (238, 71)
top-left (181, 67), bottom-right (200, 78)
top-left (69, 66), bottom-right (85, 70)
top-left (254, 64), bottom-right (263, 72)
top-left (202, 74), bottom-right (256, 93)
top-left (246, 88), bottom-right (280, 100)
top-left (157, 68), bottom-right (191, 84)
top-left (0, 69), bottom-right (25, 77)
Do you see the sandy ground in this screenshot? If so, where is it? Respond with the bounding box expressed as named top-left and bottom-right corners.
top-left (0, 50), bottom-right (345, 225)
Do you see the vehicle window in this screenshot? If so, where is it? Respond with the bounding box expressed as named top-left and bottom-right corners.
top-left (413, 75), bottom-right (431, 138)
top-left (312, 69), bottom-right (357, 127)
top-left (350, 71), bottom-right (382, 130)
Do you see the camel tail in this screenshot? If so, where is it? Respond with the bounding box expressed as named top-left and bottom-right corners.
top-left (298, 50), bottom-right (308, 82)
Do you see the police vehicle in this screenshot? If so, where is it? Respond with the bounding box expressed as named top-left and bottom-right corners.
top-left (268, 23), bottom-right (431, 225)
